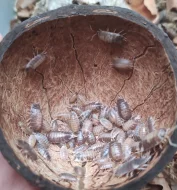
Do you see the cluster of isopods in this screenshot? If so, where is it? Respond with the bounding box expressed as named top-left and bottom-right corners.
top-left (18, 30), bottom-right (176, 186)
top-left (17, 92), bottom-right (173, 185)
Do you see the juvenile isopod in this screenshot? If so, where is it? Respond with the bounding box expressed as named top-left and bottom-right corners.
top-left (55, 113), bottom-right (70, 123)
top-left (100, 143), bottom-right (110, 158)
top-left (16, 140), bottom-right (37, 161)
top-left (47, 131), bottom-right (76, 144)
top-left (100, 118), bottom-right (113, 130)
top-left (122, 120), bottom-right (137, 132)
top-left (115, 155), bottom-right (151, 177)
top-left (24, 52), bottom-right (46, 71)
top-left (87, 132), bottom-right (96, 145)
top-left (122, 138), bottom-right (134, 160)
top-left (60, 145), bottom-right (69, 161)
top-left (139, 123), bottom-right (149, 140)
top-left (69, 93), bottom-right (78, 104)
top-left (33, 133), bottom-right (49, 148)
top-left (59, 173), bottom-right (77, 182)
top-left (74, 144), bottom-right (89, 154)
top-left (98, 30), bottom-right (124, 44)
top-left (109, 142), bottom-right (123, 161)
top-left (77, 130), bottom-right (86, 146)
top-left (93, 125), bottom-right (104, 136)
top-left (111, 58), bottom-right (133, 72)
top-left (28, 134), bottom-right (36, 148)
top-left (100, 106), bottom-right (109, 119)
top-left (29, 103), bottom-right (43, 131)
top-left (69, 111), bottom-right (80, 133)
top-left (133, 123), bottom-right (142, 141)
top-left (117, 98), bottom-right (132, 121)
top-left (82, 150), bottom-right (97, 161)
top-left (92, 113), bottom-right (100, 126)
top-left (83, 102), bottom-right (102, 112)
top-left (111, 128), bottom-right (124, 139)
top-left (51, 120), bottom-right (59, 131)
top-left (98, 132), bottom-right (112, 142)
top-left (67, 138), bottom-right (76, 149)
top-left (82, 119), bottom-right (93, 137)
top-left (37, 143), bottom-right (51, 161)
top-left (68, 105), bottom-right (83, 116)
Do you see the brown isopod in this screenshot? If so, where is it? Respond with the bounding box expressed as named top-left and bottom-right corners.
top-left (98, 132), bottom-right (112, 142)
top-left (29, 103), bottom-right (43, 132)
top-left (93, 125), bottom-right (104, 136)
top-left (16, 140), bottom-right (37, 161)
top-left (111, 58), bottom-right (133, 72)
top-left (82, 119), bottom-right (93, 137)
top-left (33, 133), bottom-right (49, 148)
top-left (100, 118), bottom-right (113, 130)
top-left (24, 52), bottom-right (46, 71)
top-left (109, 142), bottom-right (123, 161)
top-left (117, 98), bottom-right (132, 121)
top-left (69, 93), bottom-right (78, 104)
top-left (47, 131), bottom-right (76, 144)
top-left (69, 111), bottom-right (80, 133)
top-left (59, 173), bottom-right (77, 182)
top-left (28, 134), bottom-right (36, 148)
top-left (122, 120), bottom-right (137, 132)
top-left (87, 132), bottom-right (96, 145)
top-left (37, 143), bottom-right (51, 161)
top-left (108, 108), bottom-right (123, 127)
top-left (98, 30), bottom-right (125, 44)
top-left (60, 145), bottom-right (69, 161)
top-left (77, 130), bottom-right (86, 146)
top-left (116, 130), bottom-right (127, 144)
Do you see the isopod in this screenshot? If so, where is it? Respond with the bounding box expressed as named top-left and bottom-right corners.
top-left (28, 134), bottom-right (36, 148)
top-left (139, 123), bottom-right (149, 140)
top-left (98, 30), bottom-right (124, 44)
top-left (82, 119), bottom-right (93, 137)
top-left (16, 140), bottom-right (37, 161)
top-left (133, 123), bottom-right (142, 141)
top-left (122, 120), bottom-right (137, 132)
top-left (25, 52), bottom-right (46, 71)
top-left (68, 105), bottom-right (83, 116)
top-left (122, 138), bottom-right (134, 160)
top-left (55, 113), bottom-right (70, 123)
top-left (47, 131), bottom-right (76, 144)
top-left (100, 118), bottom-right (113, 130)
top-left (87, 132), bottom-right (96, 145)
top-left (115, 155), bottom-right (151, 177)
top-left (117, 98), bottom-right (132, 121)
top-left (79, 110), bottom-right (92, 122)
top-left (77, 94), bottom-right (87, 106)
top-left (37, 143), bottom-right (51, 161)
top-left (74, 166), bottom-right (86, 177)
top-left (98, 132), bottom-right (112, 142)
top-left (67, 138), bottom-right (76, 149)
top-left (108, 108), bottom-right (123, 127)
top-left (88, 142), bottom-right (105, 152)
top-left (111, 58), bottom-right (133, 72)
top-left (100, 106), bottom-right (109, 119)
top-left (60, 145), bottom-right (69, 160)
top-left (30, 103), bottom-right (43, 131)
top-left (116, 130), bottom-right (127, 144)
top-left (77, 130), bottom-right (86, 146)
top-left (93, 125), bottom-right (104, 136)
top-left (69, 93), bottom-right (78, 104)
top-left (111, 128), bottom-right (124, 139)
top-left (51, 120), bottom-right (59, 131)
top-left (82, 150), bottom-right (97, 161)
top-left (146, 117), bottom-right (156, 133)
top-left (100, 143), bottom-right (110, 158)
top-left (74, 144), bottom-right (89, 154)
top-left (83, 102), bottom-right (102, 112)
top-left (59, 173), bottom-right (77, 182)
top-left (92, 113), bottom-right (100, 126)
top-left (33, 133), bottom-right (49, 148)
top-left (69, 111), bottom-right (80, 133)
top-left (100, 161), bottom-right (115, 170)
top-left (109, 142), bottom-right (123, 161)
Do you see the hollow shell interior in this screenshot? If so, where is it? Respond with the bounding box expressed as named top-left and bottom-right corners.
top-left (0, 14), bottom-right (177, 189)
